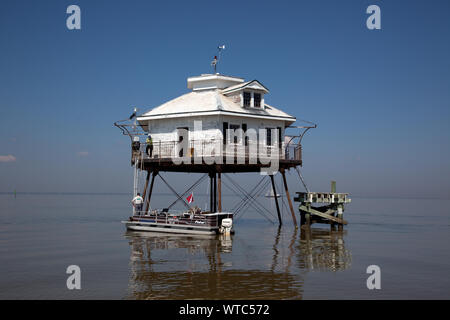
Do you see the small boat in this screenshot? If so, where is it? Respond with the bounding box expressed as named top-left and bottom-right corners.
top-left (122, 208), bottom-right (234, 235)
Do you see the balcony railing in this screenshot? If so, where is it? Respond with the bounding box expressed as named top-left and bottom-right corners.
top-left (131, 139), bottom-right (302, 164)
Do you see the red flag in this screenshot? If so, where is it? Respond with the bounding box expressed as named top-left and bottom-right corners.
top-left (186, 192), bottom-right (194, 204)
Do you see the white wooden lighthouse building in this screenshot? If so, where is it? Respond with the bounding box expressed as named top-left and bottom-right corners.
top-left (136, 73), bottom-right (297, 160)
top-left (115, 69), bottom-right (316, 227)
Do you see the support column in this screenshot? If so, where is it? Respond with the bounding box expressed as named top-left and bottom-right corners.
top-left (213, 172), bottom-right (217, 213)
top-left (145, 171), bottom-right (157, 214)
top-left (337, 204), bottom-right (344, 231)
top-left (218, 172), bottom-right (222, 212)
top-left (281, 169), bottom-right (297, 227)
top-left (305, 203), bottom-right (311, 226)
top-left (300, 203), bottom-right (311, 227)
top-left (141, 171), bottom-right (151, 202)
top-left (270, 174), bottom-right (282, 226)
top-left (331, 181), bottom-right (344, 230)
top-left (209, 173), bottom-right (214, 213)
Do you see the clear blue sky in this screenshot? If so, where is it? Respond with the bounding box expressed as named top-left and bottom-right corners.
top-left (1, 0), bottom-right (449, 199)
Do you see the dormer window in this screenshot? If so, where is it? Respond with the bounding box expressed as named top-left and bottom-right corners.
top-left (243, 92), bottom-right (251, 107)
top-left (222, 80), bottom-right (268, 108)
top-left (254, 93), bottom-right (261, 107)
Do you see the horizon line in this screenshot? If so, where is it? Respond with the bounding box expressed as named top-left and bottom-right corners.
top-left (0, 191), bottom-right (449, 201)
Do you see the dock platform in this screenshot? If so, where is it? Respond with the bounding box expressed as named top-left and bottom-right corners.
top-left (294, 182), bottom-right (351, 227)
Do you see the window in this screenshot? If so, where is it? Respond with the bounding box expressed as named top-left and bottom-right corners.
top-left (243, 92), bottom-right (251, 107)
top-left (223, 122), bottom-right (228, 144)
top-left (266, 128), bottom-right (272, 146)
top-left (229, 124), bottom-right (241, 144)
top-left (277, 127), bottom-right (282, 146)
top-left (254, 93), bottom-right (261, 107)
top-left (242, 123), bottom-right (248, 146)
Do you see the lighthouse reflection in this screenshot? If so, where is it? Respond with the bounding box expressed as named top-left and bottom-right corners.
top-left (125, 226), bottom-right (351, 299)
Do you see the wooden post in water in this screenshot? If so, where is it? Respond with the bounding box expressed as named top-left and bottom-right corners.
top-left (337, 203), bottom-right (344, 231)
top-left (217, 172), bottom-right (222, 212)
top-left (145, 171), bottom-right (157, 214)
top-left (331, 180), bottom-right (344, 230)
top-left (299, 202), bottom-right (311, 227)
top-left (281, 169), bottom-right (297, 227)
top-left (305, 203), bottom-right (311, 226)
top-left (270, 174), bottom-right (282, 226)
top-left (213, 172), bottom-right (217, 213)
top-left (209, 172), bottom-right (214, 213)
top-left (141, 171), bottom-right (151, 203)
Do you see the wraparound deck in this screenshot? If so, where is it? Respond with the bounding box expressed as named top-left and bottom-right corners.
top-left (132, 139), bottom-right (302, 173)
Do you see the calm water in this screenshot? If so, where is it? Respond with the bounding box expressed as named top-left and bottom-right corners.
top-left (0, 193), bottom-right (449, 299)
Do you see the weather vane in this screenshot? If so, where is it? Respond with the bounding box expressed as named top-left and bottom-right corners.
top-left (211, 45), bottom-right (225, 74)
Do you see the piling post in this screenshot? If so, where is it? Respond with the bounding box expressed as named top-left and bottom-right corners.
top-left (270, 174), bottom-right (282, 226)
top-left (213, 172), bottom-right (217, 213)
top-left (305, 208), bottom-right (311, 226)
top-left (218, 172), bottom-right (222, 212)
top-left (145, 171), bottom-right (157, 214)
top-left (209, 172), bottom-right (214, 213)
top-left (141, 171), bottom-right (151, 203)
top-left (331, 180), bottom-right (336, 193)
top-left (300, 211), bottom-right (306, 226)
top-left (281, 169), bottom-right (297, 227)
top-left (301, 202), bottom-right (311, 226)
top-left (337, 203), bottom-right (344, 231)
top-left (331, 180), bottom-right (344, 229)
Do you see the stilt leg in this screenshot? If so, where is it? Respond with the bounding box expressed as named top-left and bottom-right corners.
top-left (140, 171), bottom-right (151, 216)
top-left (145, 171), bottom-right (157, 214)
top-left (281, 169), bottom-right (297, 227)
top-left (218, 172), bottom-right (222, 212)
top-left (141, 171), bottom-right (151, 203)
top-left (270, 174), bottom-right (282, 226)
top-left (213, 172), bottom-right (217, 213)
top-left (209, 173), bottom-right (214, 213)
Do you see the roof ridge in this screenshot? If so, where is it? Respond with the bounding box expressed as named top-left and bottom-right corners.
top-left (140, 91), bottom-right (195, 116)
top-left (221, 79), bottom-right (269, 94)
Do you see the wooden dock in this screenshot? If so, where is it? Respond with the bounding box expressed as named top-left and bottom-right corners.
top-left (294, 181), bottom-right (351, 227)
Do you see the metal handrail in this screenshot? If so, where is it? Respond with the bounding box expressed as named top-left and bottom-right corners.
top-left (132, 139), bottom-right (302, 161)
top-left (117, 118), bottom-right (306, 162)
top-left (132, 209), bottom-right (222, 227)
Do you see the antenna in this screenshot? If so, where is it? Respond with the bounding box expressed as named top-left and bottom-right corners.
top-left (211, 44), bottom-right (226, 74)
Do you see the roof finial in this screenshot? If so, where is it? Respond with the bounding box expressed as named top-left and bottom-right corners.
top-left (211, 45), bottom-right (225, 74)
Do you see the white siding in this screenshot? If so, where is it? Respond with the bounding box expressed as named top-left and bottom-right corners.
top-left (147, 116), bottom-right (222, 142)
top-left (147, 115), bottom-right (285, 145)
top-left (143, 114), bottom-right (286, 159)
top-left (221, 115), bottom-right (285, 147)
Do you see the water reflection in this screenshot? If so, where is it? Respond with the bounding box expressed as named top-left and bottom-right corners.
top-left (297, 226), bottom-right (351, 272)
top-left (125, 226), bottom-right (351, 299)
